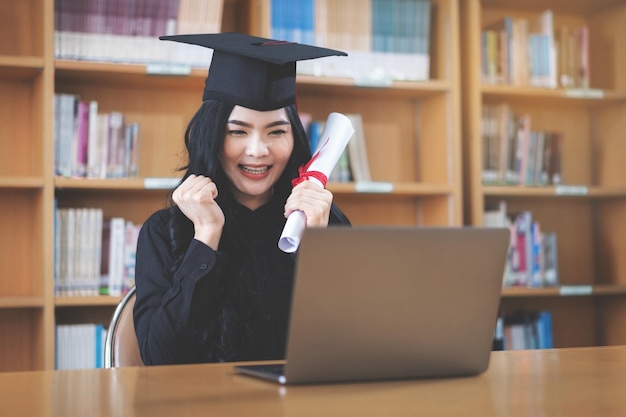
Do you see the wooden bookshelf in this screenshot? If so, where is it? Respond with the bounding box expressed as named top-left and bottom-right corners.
top-left (0, 0), bottom-right (462, 371)
top-left (461, 0), bottom-right (626, 348)
top-left (0, 0), bottom-right (54, 372)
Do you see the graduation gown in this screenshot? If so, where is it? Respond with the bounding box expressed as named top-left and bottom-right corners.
top-left (134, 197), bottom-right (349, 365)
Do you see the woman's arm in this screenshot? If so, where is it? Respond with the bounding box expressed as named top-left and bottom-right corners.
top-left (133, 211), bottom-right (226, 365)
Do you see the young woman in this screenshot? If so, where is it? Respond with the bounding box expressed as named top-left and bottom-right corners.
top-left (133, 33), bottom-right (350, 365)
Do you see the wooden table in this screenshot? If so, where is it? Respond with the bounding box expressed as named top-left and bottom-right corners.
top-left (2, 346), bottom-right (626, 416)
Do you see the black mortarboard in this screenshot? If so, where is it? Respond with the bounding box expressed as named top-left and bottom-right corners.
top-left (159, 32), bottom-right (347, 111)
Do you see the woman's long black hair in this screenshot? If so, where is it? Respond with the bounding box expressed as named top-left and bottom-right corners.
top-left (162, 100), bottom-right (349, 361)
top-left (166, 100), bottom-right (312, 274)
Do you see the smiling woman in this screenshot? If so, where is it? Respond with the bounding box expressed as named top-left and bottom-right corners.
top-left (132, 33), bottom-right (351, 366)
top-left (220, 106), bottom-right (294, 210)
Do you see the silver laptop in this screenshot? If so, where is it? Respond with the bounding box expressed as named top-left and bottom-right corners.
top-left (235, 226), bottom-right (509, 384)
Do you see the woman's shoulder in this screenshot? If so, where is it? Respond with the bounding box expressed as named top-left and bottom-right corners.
top-left (144, 207), bottom-right (175, 226)
top-left (330, 203), bottom-right (351, 226)
top-left (140, 206), bottom-right (183, 237)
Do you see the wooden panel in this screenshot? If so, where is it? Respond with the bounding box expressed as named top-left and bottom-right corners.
top-left (596, 200), bottom-right (626, 285)
top-left (589, 5), bottom-right (626, 91)
top-left (333, 195), bottom-right (420, 226)
top-left (0, 309), bottom-right (40, 371)
top-left (0, 0), bottom-right (42, 56)
top-left (422, 196), bottom-right (455, 225)
top-left (599, 298), bottom-right (626, 345)
top-left (595, 102), bottom-right (626, 187)
top-left (419, 93), bottom-right (452, 184)
top-left (0, 80), bottom-right (35, 176)
top-left (0, 191), bottom-right (41, 296)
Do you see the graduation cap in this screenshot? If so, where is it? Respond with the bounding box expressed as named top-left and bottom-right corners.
top-left (159, 32), bottom-right (348, 111)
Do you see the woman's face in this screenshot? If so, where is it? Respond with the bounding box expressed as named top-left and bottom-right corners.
top-left (220, 105), bottom-right (294, 210)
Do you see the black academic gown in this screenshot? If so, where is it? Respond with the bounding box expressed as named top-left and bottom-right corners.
top-left (133, 197), bottom-right (350, 365)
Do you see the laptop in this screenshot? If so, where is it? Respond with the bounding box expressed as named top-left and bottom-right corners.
top-left (234, 226), bottom-right (509, 385)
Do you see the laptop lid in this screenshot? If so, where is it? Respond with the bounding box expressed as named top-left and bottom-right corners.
top-left (237, 226), bottom-right (509, 384)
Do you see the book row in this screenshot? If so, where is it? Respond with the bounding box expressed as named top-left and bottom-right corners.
top-left (56, 323), bottom-right (107, 370)
top-left (485, 202), bottom-right (559, 288)
top-left (54, 0), bottom-right (224, 67)
top-left (481, 9), bottom-right (589, 89)
top-left (482, 103), bottom-right (562, 186)
top-left (493, 310), bottom-right (554, 351)
top-left (54, 0), bottom-right (433, 83)
top-left (54, 207), bottom-right (140, 297)
top-left (54, 93), bottom-right (140, 179)
top-left (301, 112), bottom-right (372, 183)
top-left (272, 0), bottom-right (432, 82)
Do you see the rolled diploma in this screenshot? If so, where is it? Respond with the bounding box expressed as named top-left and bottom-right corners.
top-left (278, 112), bottom-right (354, 253)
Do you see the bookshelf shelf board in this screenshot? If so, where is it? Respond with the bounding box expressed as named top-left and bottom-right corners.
top-left (502, 285), bottom-right (626, 298)
top-left (55, 178), bottom-right (456, 196)
top-left (0, 177), bottom-right (45, 189)
top-left (481, 0), bottom-right (625, 14)
top-left (0, 56), bottom-right (44, 79)
top-left (54, 177), bottom-right (179, 191)
top-left (297, 76), bottom-right (452, 98)
top-left (481, 85), bottom-right (626, 105)
top-left (0, 296), bottom-right (45, 309)
top-left (55, 295), bottom-right (123, 307)
top-left (54, 60), bottom-right (451, 99)
top-left (328, 182), bottom-right (455, 196)
top-left (482, 185), bottom-right (626, 199)
top-left (55, 59), bottom-right (207, 89)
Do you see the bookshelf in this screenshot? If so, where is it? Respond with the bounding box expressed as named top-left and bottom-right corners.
top-left (0, 0), bottom-right (462, 371)
top-left (461, 0), bottom-right (626, 348)
top-left (0, 0), bottom-right (54, 372)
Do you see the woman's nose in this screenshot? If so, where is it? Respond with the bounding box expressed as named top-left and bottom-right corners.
top-left (245, 135), bottom-right (269, 156)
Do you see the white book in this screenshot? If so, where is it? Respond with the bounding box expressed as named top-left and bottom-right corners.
top-left (108, 217), bottom-right (126, 296)
top-left (346, 114), bottom-right (371, 182)
top-left (91, 208), bottom-right (104, 295)
top-left (123, 222), bottom-right (140, 292)
top-left (86, 101), bottom-right (100, 178)
top-left (57, 94), bottom-right (78, 177)
top-left (66, 208), bottom-right (76, 296)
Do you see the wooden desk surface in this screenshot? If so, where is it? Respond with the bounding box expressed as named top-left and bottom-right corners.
top-left (2, 346), bottom-right (626, 417)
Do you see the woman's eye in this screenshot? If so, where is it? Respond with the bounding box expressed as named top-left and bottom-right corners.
top-left (228, 129), bottom-right (246, 136)
top-left (269, 129), bottom-right (287, 137)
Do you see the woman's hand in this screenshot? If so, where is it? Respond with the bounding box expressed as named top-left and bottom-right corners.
top-left (284, 181), bottom-right (333, 227)
top-left (172, 174), bottom-right (224, 249)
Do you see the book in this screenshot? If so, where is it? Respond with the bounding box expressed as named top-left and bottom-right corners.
top-left (527, 9), bottom-right (557, 88)
top-left (124, 122), bottom-right (140, 177)
top-left (122, 221), bottom-right (141, 293)
top-left (100, 217), bottom-right (126, 296)
top-left (502, 310), bottom-right (553, 350)
top-left (55, 93), bottom-right (79, 177)
top-left (106, 112), bottom-right (126, 178)
top-left (72, 100), bottom-right (90, 177)
top-left (542, 232), bottom-right (559, 286)
top-left (55, 323), bottom-right (107, 369)
top-left (55, 0), bottom-right (224, 66)
top-left (345, 113), bottom-right (371, 182)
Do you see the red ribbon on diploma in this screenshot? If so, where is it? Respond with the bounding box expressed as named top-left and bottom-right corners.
top-left (292, 138), bottom-right (330, 187)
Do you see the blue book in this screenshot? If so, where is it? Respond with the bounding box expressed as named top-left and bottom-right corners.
top-left (307, 121), bottom-right (324, 155)
top-left (95, 324), bottom-right (103, 368)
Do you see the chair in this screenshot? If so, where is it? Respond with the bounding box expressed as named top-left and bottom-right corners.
top-left (103, 286), bottom-right (144, 368)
